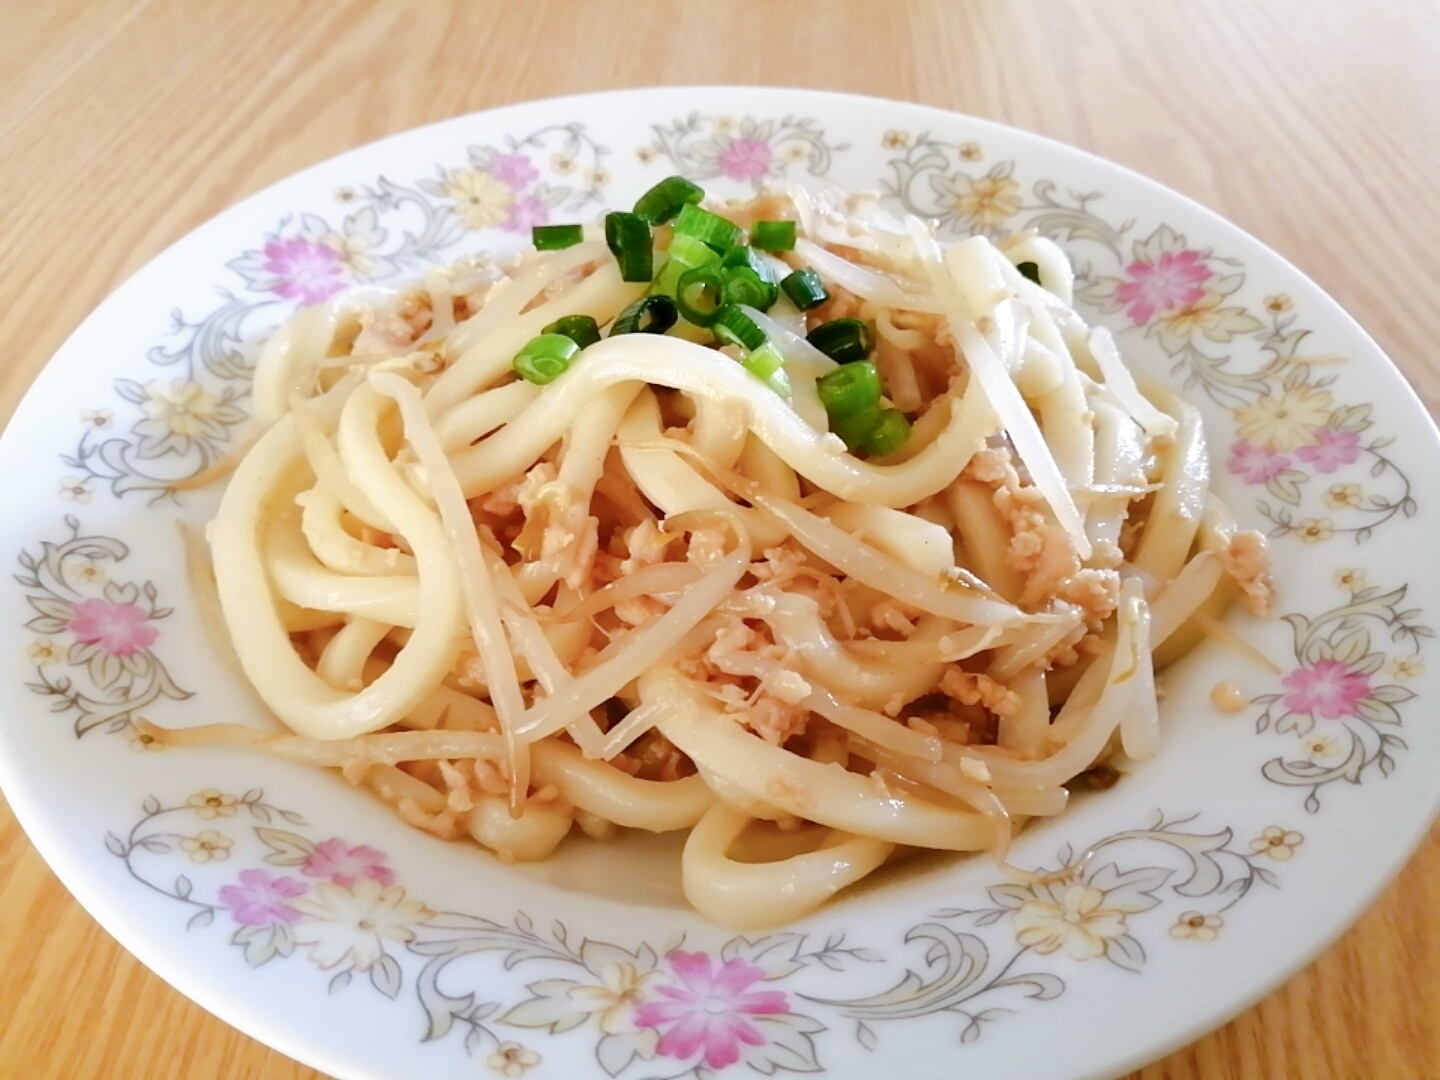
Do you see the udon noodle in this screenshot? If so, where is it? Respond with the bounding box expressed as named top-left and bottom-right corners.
top-left (152, 181), bottom-right (1274, 928)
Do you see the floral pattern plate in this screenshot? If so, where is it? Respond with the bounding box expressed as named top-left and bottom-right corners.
top-left (1, 88), bottom-right (1438, 1080)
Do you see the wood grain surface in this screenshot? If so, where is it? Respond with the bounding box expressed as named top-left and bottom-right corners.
top-left (1, 2), bottom-right (1437, 1078)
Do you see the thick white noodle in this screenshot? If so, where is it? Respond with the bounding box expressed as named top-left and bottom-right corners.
top-left (648, 668), bottom-right (995, 850)
top-left (428, 259), bottom-right (643, 413)
top-left (370, 372), bottom-right (532, 801)
top-left (1132, 388), bottom-right (1208, 581)
top-left (927, 231), bottom-right (1091, 559)
top-left (512, 545), bottom-right (751, 743)
top-left (211, 415), bottom-right (464, 738)
top-left (1115, 577), bottom-right (1160, 759)
top-left (530, 740), bottom-right (715, 831)
top-left (251, 285), bottom-right (395, 425)
top-left (448, 336), bottom-right (995, 508)
top-left (200, 192), bottom-right (1261, 928)
top-left (299, 485), bottom-right (417, 576)
top-left (682, 804), bottom-right (892, 929)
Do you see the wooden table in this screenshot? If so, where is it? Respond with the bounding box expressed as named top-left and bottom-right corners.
top-left (2, 2), bottom-right (1436, 1077)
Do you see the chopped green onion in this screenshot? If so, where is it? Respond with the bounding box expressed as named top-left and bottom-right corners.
top-left (807, 318), bottom-right (873, 364)
top-left (722, 267), bottom-right (779, 310)
top-left (780, 267), bottom-right (828, 310)
top-left (633, 175), bottom-right (705, 225)
top-left (604, 212), bottom-right (654, 282)
top-left (532, 224), bottom-right (583, 251)
top-left (717, 246), bottom-right (778, 310)
top-left (513, 333), bottom-right (580, 384)
top-left (712, 304), bottom-right (767, 352)
top-left (650, 233), bottom-right (720, 297)
top-left (670, 233), bottom-right (720, 269)
top-left (860, 409), bottom-right (912, 456)
top-left (831, 409), bottom-right (883, 449)
top-left (720, 244), bottom-right (764, 271)
top-left (750, 220), bottom-right (796, 252)
top-left (675, 266), bottom-right (726, 327)
top-left (740, 342), bottom-right (792, 398)
top-left (1016, 261), bottom-right (1041, 285)
top-left (673, 203), bottom-right (743, 253)
top-left (609, 295), bottom-right (678, 336)
top-left (817, 360), bottom-right (881, 419)
top-left (542, 314), bottom-right (601, 350)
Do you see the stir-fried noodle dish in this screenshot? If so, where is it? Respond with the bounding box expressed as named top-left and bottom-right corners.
top-left (153, 177), bottom-right (1275, 928)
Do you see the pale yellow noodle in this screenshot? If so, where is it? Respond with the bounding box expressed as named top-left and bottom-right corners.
top-left (188, 192), bottom-right (1269, 929)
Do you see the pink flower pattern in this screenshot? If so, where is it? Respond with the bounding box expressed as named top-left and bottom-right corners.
top-left (1281, 659), bottom-right (1372, 720)
top-left (1296, 427), bottom-right (1361, 473)
top-left (488, 153), bottom-right (539, 190)
top-left (1114, 249), bottom-right (1212, 325)
top-left (634, 951), bottom-right (789, 1069)
top-left (502, 194), bottom-right (550, 232)
top-left (260, 238), bottom-right (346, 304)
top-left (301, 838), bottom-right (395, 888)
top-left (69, 598), bottom-right (158, 657)
top-left (218, 868), bottom-right (308, 926)
top-left (716, 137), bottom-right (773, 182)
top-left (1226, 439), bottom-right (1292, 484)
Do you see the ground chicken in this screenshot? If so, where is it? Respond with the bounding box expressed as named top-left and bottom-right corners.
top-left (620, 519), bottom-right (671, 574)
top-left (749, 544), bottom-right (809, 583)
top-left (964, 445), bottom-right (1112, 614)
top-left (706, 617), bottom-right (762, 677)
top-left (911, 712), bottom-right (985, 745)
top-left (686, 526), bottom-right (731, 569)
top-left (436, 759), bottom-right (478, 813)
top-left (478, 470), bottom-right (530, 518)
top-left (515, 462), bottom-right (559, 515)
top-left (1009, 521), bottom-right (1082, 610)
top-left (745, 695), bottom-right (812, 746)
top-left (1060, 568), bottom-right (1121, 630)
top-left (614, 595), bottom-right (667, 626)
top-left (1222, 530), bottom-right (1276, 616)
top-left (395, 799), bottom-right (462, 840)
top-left (613, 730), bottom-right (690, 781)
top-left (1045, 627), bottom-right (1105, 670)
top-left (869, 598), bottom-right (920, 637)
top-left (941, 667), bottom-right (1020, 718)
top-left (965, 446), bottom-right (1014, 486)
top-left (351, 294), bottom-right (431, 356)
top-left (562, 515), bottom-right (600, 592)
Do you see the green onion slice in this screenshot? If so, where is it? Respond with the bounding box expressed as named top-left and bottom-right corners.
top-left (722, 267), bottom-right (779, 310)
top-left (541, 314), bottom-right (601, 350)
top-left (831, 408), bottom-right (883, 450)
top-left (712, 304), bottom-right (767, 352)
top-left (718, 246), bottom-right (778, 310)
top-left (532, 223), bottom-right (584, 251)
top-left (807, 318), bottom-right (873, 364)
top-left (860, 408), bottom-right (912, 456)
top-left (633, 175), bottom-right (705, 225)
top-left (604, 212), bottom-right (654, 282)
top-left (720, 244), bottom-right (764, 271)
top-left (669, 233), bottom-right (721, 270)
top-left (780, 268), bottom-right (828, 310)
top-left (750, 220), bottom-right (796, 252)
top-left (741, 342), bottom-right (792, 398)
top-left (1016, 260), bottom-right (1041, 285)
top-left (673, 203), bottom-right (743, 253)
top-left (650, 232), bottom-right (721, 297)
top-left (609, 295), bottom-right (678, 336)
top-left (513, 333), bottom-right (580, 385)
top-left (675, 266), bottom-right (726, 327)
top-left (817, 360), bottom-right (882, 419)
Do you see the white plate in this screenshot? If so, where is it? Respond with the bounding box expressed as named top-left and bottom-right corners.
top-left (2, 87), bottom-right (1437, 1080)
